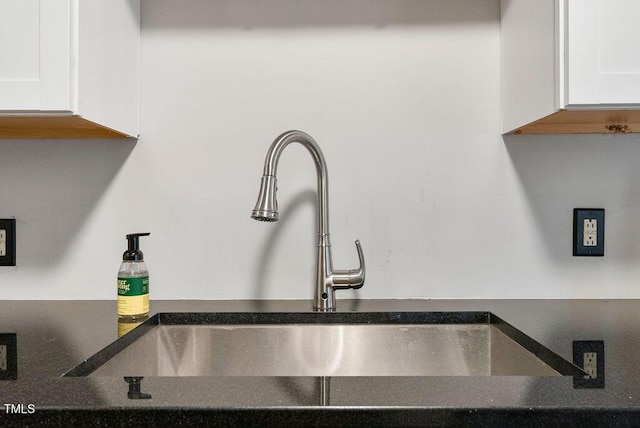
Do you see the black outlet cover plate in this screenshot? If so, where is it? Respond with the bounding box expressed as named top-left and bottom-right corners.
top-left (573, 340), bottom-right (605, 389)
top-left (573, 209), bottom-right (605, 257)
top-left (0, 219), bottom-right (16, 266)
top-left (0, 333), bottom-right (17, 381)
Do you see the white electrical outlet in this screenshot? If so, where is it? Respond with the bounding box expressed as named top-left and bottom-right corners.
top-left (583, 219), bottom-right (597, 247)
top-left (584, 352), bottom-right (597, 379)
top-left (0, 345), bottom-right (6, 371)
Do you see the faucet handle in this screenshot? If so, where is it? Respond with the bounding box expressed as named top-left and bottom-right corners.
top-left (332, 240), bottom-right (366, 290)
top-left (352, 240), bottom-right (365, 289)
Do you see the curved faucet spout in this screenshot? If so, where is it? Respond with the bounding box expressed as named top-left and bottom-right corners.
top-left (251, 130), bottom-right (365, 311)
top-left (254, 130), bottom-right (330, 237)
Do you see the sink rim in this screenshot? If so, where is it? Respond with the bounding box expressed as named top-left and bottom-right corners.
top-left (63, 311), bottom-right (585, 378)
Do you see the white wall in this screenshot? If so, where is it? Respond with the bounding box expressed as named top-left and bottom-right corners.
top-left (2, 0), bottom-right (640, 300)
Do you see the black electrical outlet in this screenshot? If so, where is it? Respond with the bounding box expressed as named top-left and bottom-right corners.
top-left (0, 219), bottom-right (16, 266)
top-left (573, 209), bottom-right (604, 257)
top-left (573, 340), bottom-right (605, 389)
top-left (0, 333), bottom-right (17, 381)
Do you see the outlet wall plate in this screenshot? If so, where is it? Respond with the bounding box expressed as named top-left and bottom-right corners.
top-left (0, 333), bottom-right (17, 381)
top-left (573, 209), bottom-right (604, 257)
top-left (573, 340), bottom-right (605, 389)
top-left (0, 219), bottom-right (16, 266)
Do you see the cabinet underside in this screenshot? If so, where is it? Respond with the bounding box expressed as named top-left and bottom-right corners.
top-left (0, 116), bottom-right (131, 139)
top-left (507, 110), bottom-right (640, 135)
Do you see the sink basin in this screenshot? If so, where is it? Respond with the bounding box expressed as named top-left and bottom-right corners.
top-left (64, 312), bottom-right (583, 377)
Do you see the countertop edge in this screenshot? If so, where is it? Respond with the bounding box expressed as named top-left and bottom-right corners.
top-left (2, 407), bottom-right (639, 427)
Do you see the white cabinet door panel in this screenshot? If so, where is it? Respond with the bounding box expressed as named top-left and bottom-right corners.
top-left (0, 0), bottom-right (71, 111)
top-left (567, 0), bottom-right (640, 105)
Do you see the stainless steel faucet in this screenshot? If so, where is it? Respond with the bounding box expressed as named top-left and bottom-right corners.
top-left (251, 130), bottom-right (365, 311)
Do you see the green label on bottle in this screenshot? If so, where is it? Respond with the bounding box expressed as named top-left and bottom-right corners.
top-left (117, 277), bottom-right (149, 296)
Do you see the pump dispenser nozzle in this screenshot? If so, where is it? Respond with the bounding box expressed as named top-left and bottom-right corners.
top-left (123, 233), bottom-right (150, 261)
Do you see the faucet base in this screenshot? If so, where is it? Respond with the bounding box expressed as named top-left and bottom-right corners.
top-left (313, 287), bottom-right (336, 312)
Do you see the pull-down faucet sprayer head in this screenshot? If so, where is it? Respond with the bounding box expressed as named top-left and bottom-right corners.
top-left (251, 175), bottom-right (279, 222)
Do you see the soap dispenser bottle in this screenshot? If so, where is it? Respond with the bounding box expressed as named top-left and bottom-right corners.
top-left (117, 233), bottom-right (151, 322)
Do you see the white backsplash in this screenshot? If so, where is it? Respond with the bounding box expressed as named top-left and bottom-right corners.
top-left (1, 0), bottom-right (640, 299)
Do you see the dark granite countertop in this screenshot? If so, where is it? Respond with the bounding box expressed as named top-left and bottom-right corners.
top-left (1, 299), bottom-right (639, 426)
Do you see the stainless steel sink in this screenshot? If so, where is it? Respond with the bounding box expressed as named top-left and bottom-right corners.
top-left (64, 312), bottom-right (584, 377)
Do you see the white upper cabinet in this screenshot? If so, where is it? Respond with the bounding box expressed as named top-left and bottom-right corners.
top-left (0, 0), bottom-right (140, 138)
top-left (501, 0), bottom-right (640, 134)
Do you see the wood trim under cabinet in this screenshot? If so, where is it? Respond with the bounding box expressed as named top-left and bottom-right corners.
top-left (507, 110), bottom-right (640, 135)
top-left (0, 116), bottom-right (132, 139)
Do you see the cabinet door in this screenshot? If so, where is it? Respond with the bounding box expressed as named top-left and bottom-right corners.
top-left (0, 0), bottom-right (71, 111)
top-left (567, 0), bottom-right (640, 106)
